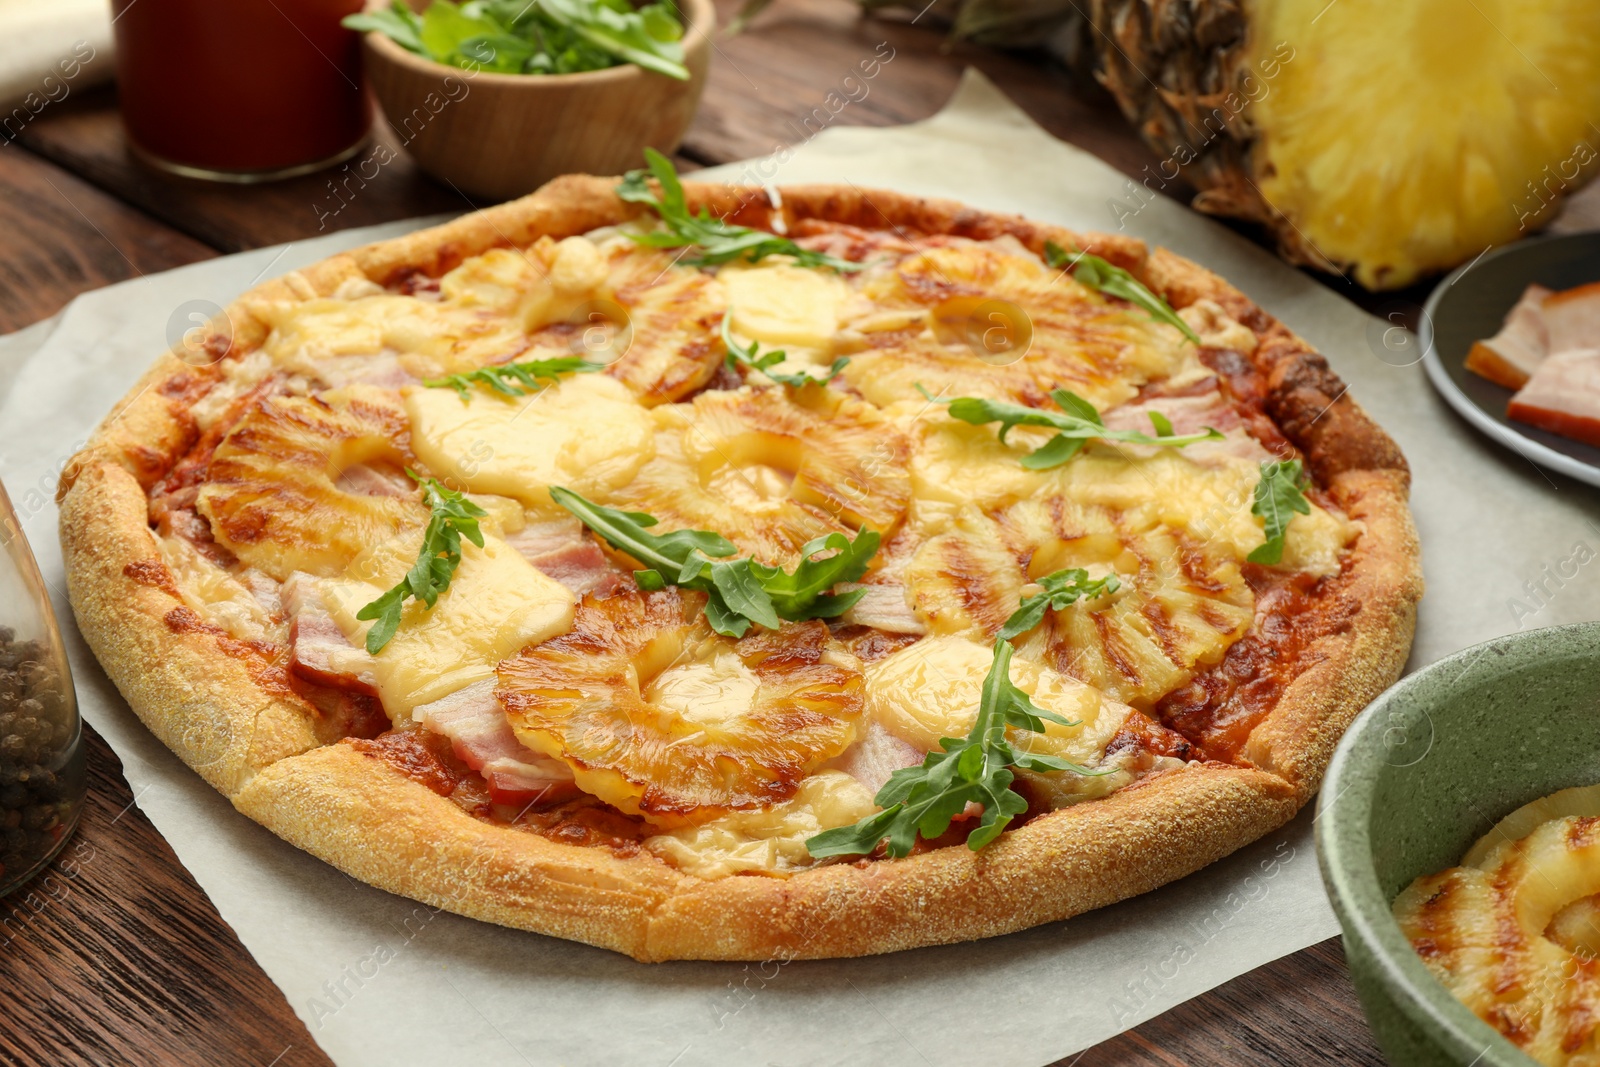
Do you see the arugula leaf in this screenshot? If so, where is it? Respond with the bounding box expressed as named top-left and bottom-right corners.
top-left (537, 0), bottom-right (686, 79)
top-left (806, 639), bottom-right (1109, 860)
top-left (549, 487), bottom-right (879, 637)
top-left (356, 473), bottom-right (488, 654)
top-left (1044, 240), bottom-right (1200, 345)
top-left (343, 0), bottom-right (687, 79)
top-left (720, 315), bottom-right (849, 387)
top-left (344, 4), bottom-right (425, 52)
top-left (424, 356), bottom-right (602, 402)
top-left (918, 384), bottom-right (1223, 470)
top-left (618, 149), bottom-right (862, 272)
top-left (1247, 459), bottom-right (1311, 565)
top-left (998, 568), bottom-right (1121, 640)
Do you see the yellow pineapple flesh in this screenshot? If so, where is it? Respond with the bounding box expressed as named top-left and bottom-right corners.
top-left (197, 386), bottom-right (423, 579)
top-left (1081, 0), bottom-right (1600, 289)
top-left (497, 587), bottom-right (864, 827)
top-left (842, 241), bottom-right (1193, 411)
top-left (605, 384), bottom-right (910, 565)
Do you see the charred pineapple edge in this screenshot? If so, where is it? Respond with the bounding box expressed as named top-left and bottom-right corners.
top-left (56, 176), bottom-right (1422, 962)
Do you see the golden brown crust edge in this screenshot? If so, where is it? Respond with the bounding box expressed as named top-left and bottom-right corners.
top-left (234, 746), bottom-right (1296, 962)
top-left (58, 174), bottom-right (1420, 961)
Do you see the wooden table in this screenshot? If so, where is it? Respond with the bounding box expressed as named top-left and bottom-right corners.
top-left (2, 4), bottom-right (1592, 1063)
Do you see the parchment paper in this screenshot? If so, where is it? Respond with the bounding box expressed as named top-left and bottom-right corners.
top-left (4, 71), bottom-right (1599, 1067)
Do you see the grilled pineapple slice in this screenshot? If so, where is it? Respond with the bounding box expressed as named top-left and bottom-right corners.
top-left (600, 245), bottom-right (725, 404)
top-left (1395, 810), bottom-right (1600, 1065)
top-left (1036, 526), bottom-right (1255, 710)
top-left (498, 588), bottom-right (864, 827)
top-left (257, 292), bottom-right (529, 383)
top-left (197, 385), bottom-right (422, 580)
top-left (608, 385), bottom-right (910, 565)
top-left (903, 506), bottom-right (1023, 639)
top-left (864, 634), bottom-right (1135, 805)
top-left (842, 241), bottom-right (1193, 412)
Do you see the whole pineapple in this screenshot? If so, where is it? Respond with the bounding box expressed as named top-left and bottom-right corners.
top-left (853, 0), bottom-right (1600, 289)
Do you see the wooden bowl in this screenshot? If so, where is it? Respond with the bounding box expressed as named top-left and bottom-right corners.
top-left (361, 0), bottom-right (714, 201)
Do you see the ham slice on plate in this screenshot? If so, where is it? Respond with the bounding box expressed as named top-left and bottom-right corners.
top-left (1541, 281), bottom-right (1600, 353)
top-left (1466, 284), bottom-right (1552, 390)
top-left (414, 680), bottom-right (576, 807)
top-left (1507, 347), bottom-right (1600, 447)
top-left (283, 572), bottom-right (379, 696)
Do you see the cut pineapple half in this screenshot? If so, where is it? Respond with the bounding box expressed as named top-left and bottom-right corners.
top-left (196, 385), bottom-right (423, 580)
top-left (606, 385), bottom-right (910, 565)
top-left (1245, 0), bottom-right (1600, 288)
top-left (498, 588), bottom-right (864, 827)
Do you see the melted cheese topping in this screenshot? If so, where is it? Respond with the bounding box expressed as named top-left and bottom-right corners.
top-left (405, 373), bottom-right (656, 505)
top-left (322, 530), bottom-right (574, 713)
top-left (645, 771), bottom-right (876, 879)
top-left (177, 226), bottom-right (1363, 877)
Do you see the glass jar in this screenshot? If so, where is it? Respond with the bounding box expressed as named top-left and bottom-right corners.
top-left (0, 480), bottom-right (84, 897)
top-left (110, 0), bottom-right (371, 182)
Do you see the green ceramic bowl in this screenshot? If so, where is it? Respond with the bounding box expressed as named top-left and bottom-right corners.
top-left (1317, 622), bottom-right (1600, 1067)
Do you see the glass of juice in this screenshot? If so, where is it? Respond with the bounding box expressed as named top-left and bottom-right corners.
top-left (110, 0), bottom-right (371, 182)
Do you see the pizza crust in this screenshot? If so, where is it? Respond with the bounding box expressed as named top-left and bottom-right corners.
top-left (235, 743), bottom-right (1294, 961)
top-left (58, 175), bottom-right (1422, 960)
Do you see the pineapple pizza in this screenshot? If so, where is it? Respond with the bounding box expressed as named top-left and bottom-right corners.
top-left (58, 156), bottom-right (1422, 961)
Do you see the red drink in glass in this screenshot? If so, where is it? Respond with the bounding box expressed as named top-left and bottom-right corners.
top-left (110, 0), bottom-right (371, 181)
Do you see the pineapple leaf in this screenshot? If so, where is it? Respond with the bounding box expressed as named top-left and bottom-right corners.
top-left (917, 384), bottom-right (1223, 469)
top-left (423, 355), bottom-right (603, 402)
top-left (1043, 240), bottom-right (1201, 344)
top-left (356, 472), bottom-right (488, 653)
top-left (998, 568), bottom-right (1121, 640)
top-left (720, 315), bottom-right (850, 387)
top-left (550, 487), bottom-right (879, 636)
top-left (1247, 459), bottom-right (1311, 565)
top-left (806, 639), bottom-right (1109, 860)
top-left (618, 149), bottom-right (863, 272)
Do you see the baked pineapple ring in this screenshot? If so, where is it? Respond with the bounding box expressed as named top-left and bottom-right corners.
top-left (1395, 786), bottom-right (1600, 1066)
top-left (607, 384), bottom-right (911, 565)
top-left (497, 587), bottom-right (864, 828)
top-left (196, 385), bottom-right (424, 580)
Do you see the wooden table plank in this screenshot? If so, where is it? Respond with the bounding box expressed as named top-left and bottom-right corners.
top-left (0, 144), bottom-right (215, 329)
top-left (14, 87), bottom-right (465, 254)
top-left (1072, 939), bottom-right (1386, 1067)
top-left (0, 732), bottom-right (333, 1067)
top-left (681, 0), bottom-right (1174, 190)
top-left (0, 146), bottom-right (330, 1067)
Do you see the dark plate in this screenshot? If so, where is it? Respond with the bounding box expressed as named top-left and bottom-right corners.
top-left (1421, 231), bottom-right (1600, 488)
